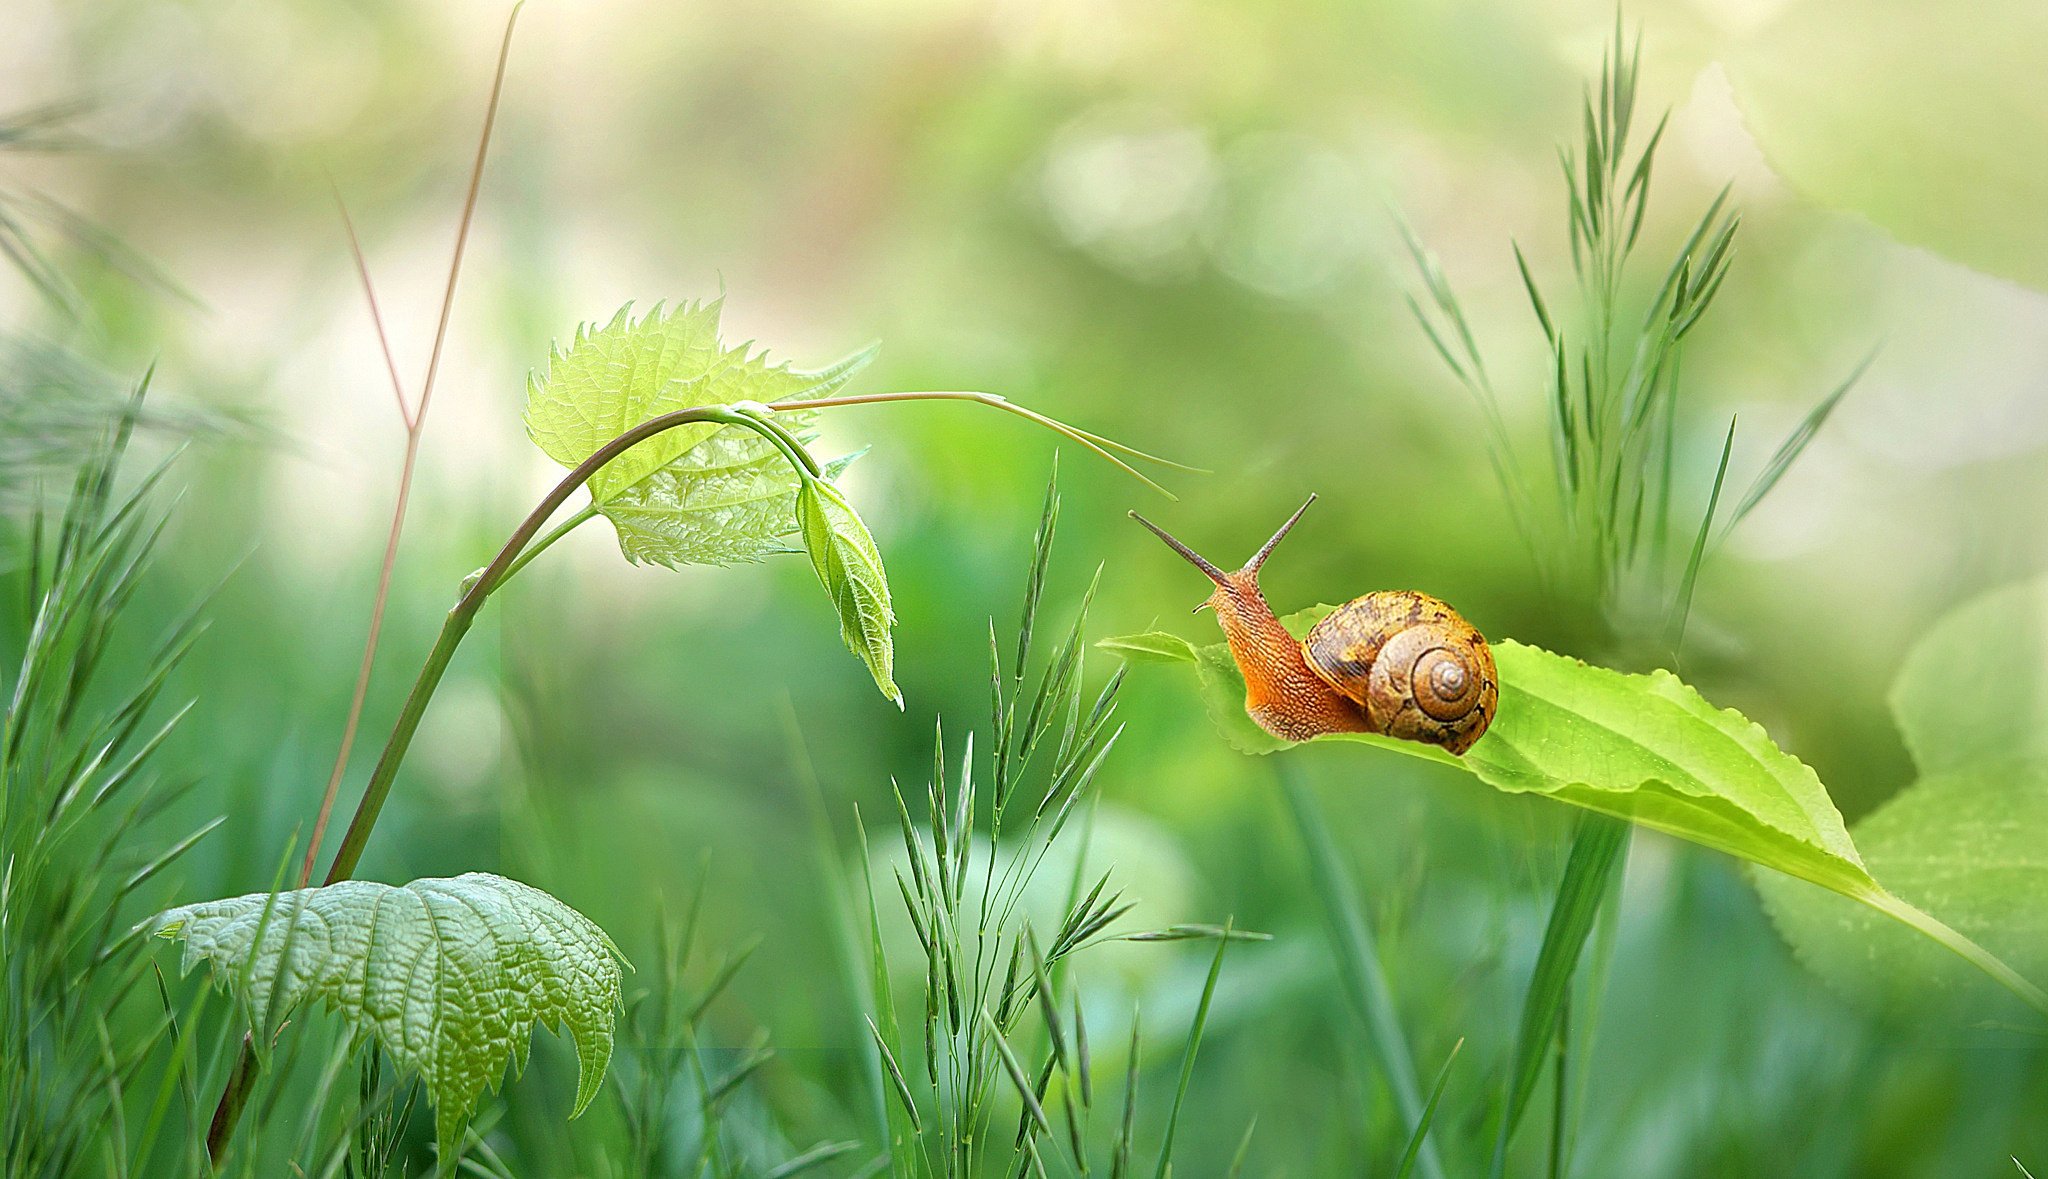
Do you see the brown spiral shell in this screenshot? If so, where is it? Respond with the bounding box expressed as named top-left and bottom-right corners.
top-left (1300, 590), bottom-right (1497, 754)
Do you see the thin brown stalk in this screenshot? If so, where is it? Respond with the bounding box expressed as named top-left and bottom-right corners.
top-left (293, 4), bottom-right (522, 889)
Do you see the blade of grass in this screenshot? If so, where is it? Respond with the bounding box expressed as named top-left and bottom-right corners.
top-left (1276, 761), bottom-right (1444, 1179)
top-left (1488, 814), bottom-right (1630, 1178)
top-left (1664, 415), bottom-right (1736, 650)
top-left (1152, 921), bottom-right (1233, 1179)
top-left (1719, 351), bottom-right (1875, 538)
top-left (1395, 1039), bottom-right (1465, 1179)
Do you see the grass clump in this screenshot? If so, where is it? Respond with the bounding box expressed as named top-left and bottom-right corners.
top-left (862, 465), bottom-right (1264, 1177)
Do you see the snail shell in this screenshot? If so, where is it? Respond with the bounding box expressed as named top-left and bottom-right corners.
top-left (1301, 590), bottom-right (1497, 754)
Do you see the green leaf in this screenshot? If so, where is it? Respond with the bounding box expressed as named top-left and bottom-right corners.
top-left (605, 447), bottom-right (861, 568)
top-left (524, 299), bottom-right (874, 565)
top-left (1762, 576), bottom-right (2048, 1012)
top-left (1492, 816), bottom-right (1628, 1170)
top-left (1889, 576), bottom-right (2048, 776)
top-left (796, 477), bottom-right (899, 706)
top-left (1727, 0), bottom-right (2048, 291)
top-left (1104, 607), bottom-right (2047, 1010)
top-left (150, 873), bottom-right (625, 1164)
top-left (1395, 1038), bottom-right (1463, 1179)
top-left (1106, 608), bottom-right (1872, 895)
top-left (1760, 758), bottom-right (2048, 1013)
top-left (1091, 632), bottom-right (1197, 664)
top-left (1278, 763), bottom-right (1444, 1179)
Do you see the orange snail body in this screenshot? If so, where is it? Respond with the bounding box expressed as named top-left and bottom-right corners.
top-left (1131, 496), bottom-right (1498, 755)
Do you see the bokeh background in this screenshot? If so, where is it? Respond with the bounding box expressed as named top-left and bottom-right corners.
top-left (5, 0), bottom-right (2047, 1173)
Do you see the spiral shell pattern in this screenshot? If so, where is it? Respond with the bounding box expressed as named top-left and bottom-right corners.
top-left (1300, 590), bottom-right (1497, 754)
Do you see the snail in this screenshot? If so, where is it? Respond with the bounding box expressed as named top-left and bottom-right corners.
top-left (1130, 495), bottom-right (1498, 754)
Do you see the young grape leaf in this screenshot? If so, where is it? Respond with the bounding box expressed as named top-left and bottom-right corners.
top-left (796, 477), bottom-right (899, 706)
top-left (605, 447), bottom-right (861, 568)
top-left (1103, 607), bottom-right (2048, 1010)
top-left (150, 872), bottom-right (625, 1166)
top-left (525, 299), bottom-right (875, 565)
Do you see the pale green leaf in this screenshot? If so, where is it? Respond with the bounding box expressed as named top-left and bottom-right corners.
top-left (1762, 575), bottom-right (2048, 1012)
top-left (524, 299), bottom-right (875, 564)
top-left (796, 478), bottom-right (899, 706)
top-left (150, 872), bottom-right (625, 1164)
top-left (1091, 631), bottom-right (1197, 664)
top-left (1889, 575), bottom-right (2048, 776)
top-left (1728, 0), bottom-right (2048, 291)
top-left (1759, 759), bottom-right (2048, 1013)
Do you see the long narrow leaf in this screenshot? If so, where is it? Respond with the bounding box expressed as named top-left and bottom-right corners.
top-left (1489, 816), bottom-right (1630, 1176)
top-left (1277, 762), bottom-right (1444, 1179)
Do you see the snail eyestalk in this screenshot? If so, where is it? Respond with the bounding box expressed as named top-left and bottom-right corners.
top-left (1128, 511), bottom-right (1228, 585)
top-left (1245, 493), bottom-right (1316, 574)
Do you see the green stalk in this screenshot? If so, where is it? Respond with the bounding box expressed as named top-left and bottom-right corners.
top-left (488, 503), bottom-right (597, 591)
top-left (321, 405), bottom-right (781, 884)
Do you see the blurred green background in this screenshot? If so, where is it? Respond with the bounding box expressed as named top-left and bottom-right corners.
top-left (5, 0), bottom-right (2048, 1173)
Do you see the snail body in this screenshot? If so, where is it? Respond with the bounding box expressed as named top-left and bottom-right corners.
top-left (1132, 497), bottom-right (1498, 754)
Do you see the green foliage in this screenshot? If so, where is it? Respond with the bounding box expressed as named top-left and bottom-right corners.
top-left (150, 872), bottom-right (626, 1166)
top-left (1104, 604), bottom-right (2047, 1010)
top-left (1396, 1039), bottom-right (1463, 1179)
top-left (2, 386), bottom-right (216, 1178)
top-left (524, 299), bottom-right (874, 566)
top-left (866, 469), bottom-right (1255, 1176)
top-left (606, 883), bottom-right (856, 1177)
top-left (1763, 576), bottom-right (2048, 1013)
top-left (797, 476), bottom-right (900, 707)
top-left (1276, 762), bottom-right (1444, 1179)
top-left (1888, 576), bottom-right (2048, 776)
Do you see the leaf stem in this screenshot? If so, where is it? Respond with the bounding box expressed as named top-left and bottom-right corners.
top-left (1860, 887), bottom-right (2048, 1016)
top-left (767, 390), bottom-right (1199, 498)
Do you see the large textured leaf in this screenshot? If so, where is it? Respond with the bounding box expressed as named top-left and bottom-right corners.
top-left (524, 299), bottom-right (874, 565)
top-left (1762, 576), bottom-right (2048, 1012)
top-left (796, 478), bottom-right (899, 706)
top-left (1105, 607), bottom-right (2047, 1009)
top-left (151, 873), bottom-right (625, 1162)
top-left (1727, 0), bottom-right (2048, 291)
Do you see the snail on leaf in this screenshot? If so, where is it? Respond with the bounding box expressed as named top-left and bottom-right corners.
top-left (1131, 495), bottom-right (1497, 754)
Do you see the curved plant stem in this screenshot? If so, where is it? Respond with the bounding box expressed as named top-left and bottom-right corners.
top-left (321, 405), bottom-right (773, 884)
top-left (489, 503), bottom-right (597, 591)
top-left (320, 389), bottom-right (1180, 882)
top-left (220, 390), bottom-right (1179, 1158)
